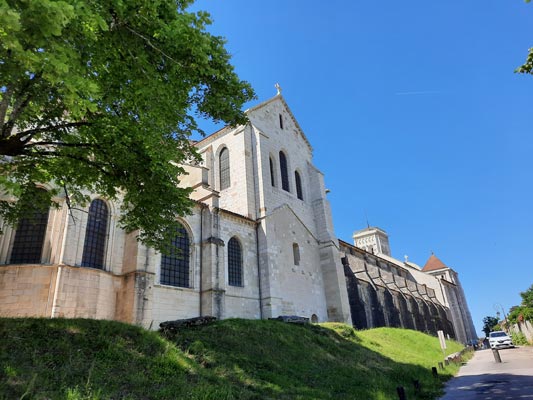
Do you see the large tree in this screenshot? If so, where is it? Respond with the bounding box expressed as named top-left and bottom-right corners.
top-left (0, 0), bottom-right (254, 251)
top-left (508, 284), bottom-right (533, 324)
top-left (482, 316), bottom-right (499, 337)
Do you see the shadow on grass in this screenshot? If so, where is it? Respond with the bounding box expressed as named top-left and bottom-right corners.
top-left (0, 318), bottom-right (463, 400)
top-left (0, 318), bottom-right (197, 400)
top-left (165, 319), bottom-right (462, 400)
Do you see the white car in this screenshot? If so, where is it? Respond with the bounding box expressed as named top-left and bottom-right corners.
top-left (489, 331), bottom-right (514, 349)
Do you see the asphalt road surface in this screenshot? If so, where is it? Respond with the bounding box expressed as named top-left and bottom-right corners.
top-left (439, 346), bottom-right (533, 399)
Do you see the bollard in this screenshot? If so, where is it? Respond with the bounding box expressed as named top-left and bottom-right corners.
top-left (438, 362), bottom-right (444, 370)
top-left (396, 386), bottom-right (407, 400)
top-left (444, 359), bottom-right (449, 366)
top-left (432, 366), bottom-right (438, 378)
top-left (492, 349), bottom-right (502, 363)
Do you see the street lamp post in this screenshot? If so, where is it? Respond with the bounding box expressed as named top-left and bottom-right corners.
top-left (494, 303), bottom-right (508, 331)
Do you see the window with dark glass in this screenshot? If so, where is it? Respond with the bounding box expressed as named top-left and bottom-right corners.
top-left (81, 199), bottom-right (109, 269)
top-left (279, 114), bottom-right (284, 129)
top-left (10, 200), bottom-right (50, 264)
top-left (228, 237), bottom-right (243, 286)
top-left (160, 223), bottom-right (190, 288)
top-left (279, 151), bottom-right (290, 192)
top-left (219, 147), bottom-right (230, 190)
top-left (269, 157), bottom-right (276, 187)
top-left (295, 171), bottom-right (303, 200)
top-left (293, 243), bottom-right (300, 266)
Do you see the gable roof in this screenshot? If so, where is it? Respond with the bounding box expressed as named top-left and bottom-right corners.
top-left (194, 93), bottom-right (313, 152)
top-left (422, 254), bottom-right (449, 272)
top-left (246, 93), bottom-right (313, 152)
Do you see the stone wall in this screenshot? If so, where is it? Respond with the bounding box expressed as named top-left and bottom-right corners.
top-left (510, 320), bottom-right (533, 343)
top-left (340, 242), bottom-right (455, 338)
top-left (0, 264), bottom-right (128, 321)
top-left (0, 265), bottom-right (57, 317)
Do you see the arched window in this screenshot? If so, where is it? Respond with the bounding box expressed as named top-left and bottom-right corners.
top-left (219, 147), bottom-right (230, 190)
top-left (10, 194), bottom-right (50, 264)
top-left (293, 243), bottom-right (300, 266)
top-left (269, 156), bottom-right (276, 187)
top-left (279, 151), bottom-right (290, 192)
top-left (81, 199), bottom-right (109, 269)
top-left (228, 237), bottom-right (243, 286)
top-left (295, 171), bottom-right (303, 200)
top-left (160, 223), bottom-right (190, 288)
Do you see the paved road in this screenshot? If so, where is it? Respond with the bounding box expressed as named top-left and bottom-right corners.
top-left (439, 346), bottom-right (533, 399)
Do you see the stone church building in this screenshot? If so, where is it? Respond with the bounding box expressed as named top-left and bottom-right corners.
top-left (0, 93), bottom-right (477, 344)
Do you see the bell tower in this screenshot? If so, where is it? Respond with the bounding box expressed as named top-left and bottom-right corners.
top-left (352, 227), bottom-right (391, 256)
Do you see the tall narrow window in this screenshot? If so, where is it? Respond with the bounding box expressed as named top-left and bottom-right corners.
top-left (295, 171), bottom-right (303, 200)
top-left (269, 157), bottom-right (276, 187)
top-left (228, 237), bottom-right (243, 286)
top-left (219, 147), bottom-right (230, 190)
top-left (279, 151), bottom-right (290, 192)
top-left (279, 114), bottom-right (284, 129)
top-left (293, 243), bottom-right (300, 266)
top-left (81, 199), bottom-right (109, 269)
top-left (161, 223), bottom-right (190, 288)
top-left (10, 197), bottom-right (49, 264)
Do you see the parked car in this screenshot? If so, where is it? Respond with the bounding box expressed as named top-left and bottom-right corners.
top-left (488, 331), bottom-right (514, 349)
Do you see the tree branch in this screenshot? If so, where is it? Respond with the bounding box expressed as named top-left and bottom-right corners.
top-left (12, 121), bottom-right (92, 141)
top-left (21, 150), bottom-right (113, 177)
top-left (25, 141), bottom-right (98, 149)
top-left (124, 25), bottom-right (183, 67)
top-left (1, 72), bottom-right (42, 139)
top-left (0, 85), bottom-right (13, 133)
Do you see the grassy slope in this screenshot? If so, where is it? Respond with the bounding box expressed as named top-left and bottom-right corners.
top-left (0, 318), bottom-right (468, 400)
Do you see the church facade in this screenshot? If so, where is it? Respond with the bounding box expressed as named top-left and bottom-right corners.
top-left (0, 93), bottom-right (477, 343)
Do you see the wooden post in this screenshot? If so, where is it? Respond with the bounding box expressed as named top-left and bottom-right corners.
top-left (396, 386), bottom-right (407, 400)
top-left (432, 366), bottom-right (438, 378)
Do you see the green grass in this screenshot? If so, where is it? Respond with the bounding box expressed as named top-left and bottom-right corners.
top-left (0, 318), bottom-right (469, 400)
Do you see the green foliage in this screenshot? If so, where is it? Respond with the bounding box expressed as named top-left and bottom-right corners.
top-left (0, 318), bottom-right (468, 400)
top-left (507, 284), bottom-right (533, 325)
top-left (520, 284), bottom-right (533, 308)
top-left (508, 305), bottom-right (533, 324)
top-left (510, 331), bottom-right (529, 346)
top-left (0, 0), bottom-right (254, 251)
top-left (482, 316), bottom-right (499, 336)
top-left (517, 1), bottom-right (533, 74)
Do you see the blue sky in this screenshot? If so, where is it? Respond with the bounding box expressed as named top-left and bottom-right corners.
top-left (192, 0), bottom-right (533, 336)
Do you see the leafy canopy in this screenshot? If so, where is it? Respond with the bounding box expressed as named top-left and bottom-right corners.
top-left (0, 0), bottom-right (254, 251)
top-left (508, 284), bottom-right (533, 324)
top-left (520, 284), bottom-right (533, 308)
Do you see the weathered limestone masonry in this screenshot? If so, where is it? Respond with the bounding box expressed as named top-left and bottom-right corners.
top-left (341, 241), bottom-right (446, 333)
top-left (0, 93), bottom-right (476, 344)
top-left (195, 95), bottom-right (351, 323)
top-left (343, 227), bottom-right (477, 344)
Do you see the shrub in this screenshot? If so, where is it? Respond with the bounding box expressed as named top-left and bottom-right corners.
top-left (511, 331), bottom-right (529, 346)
